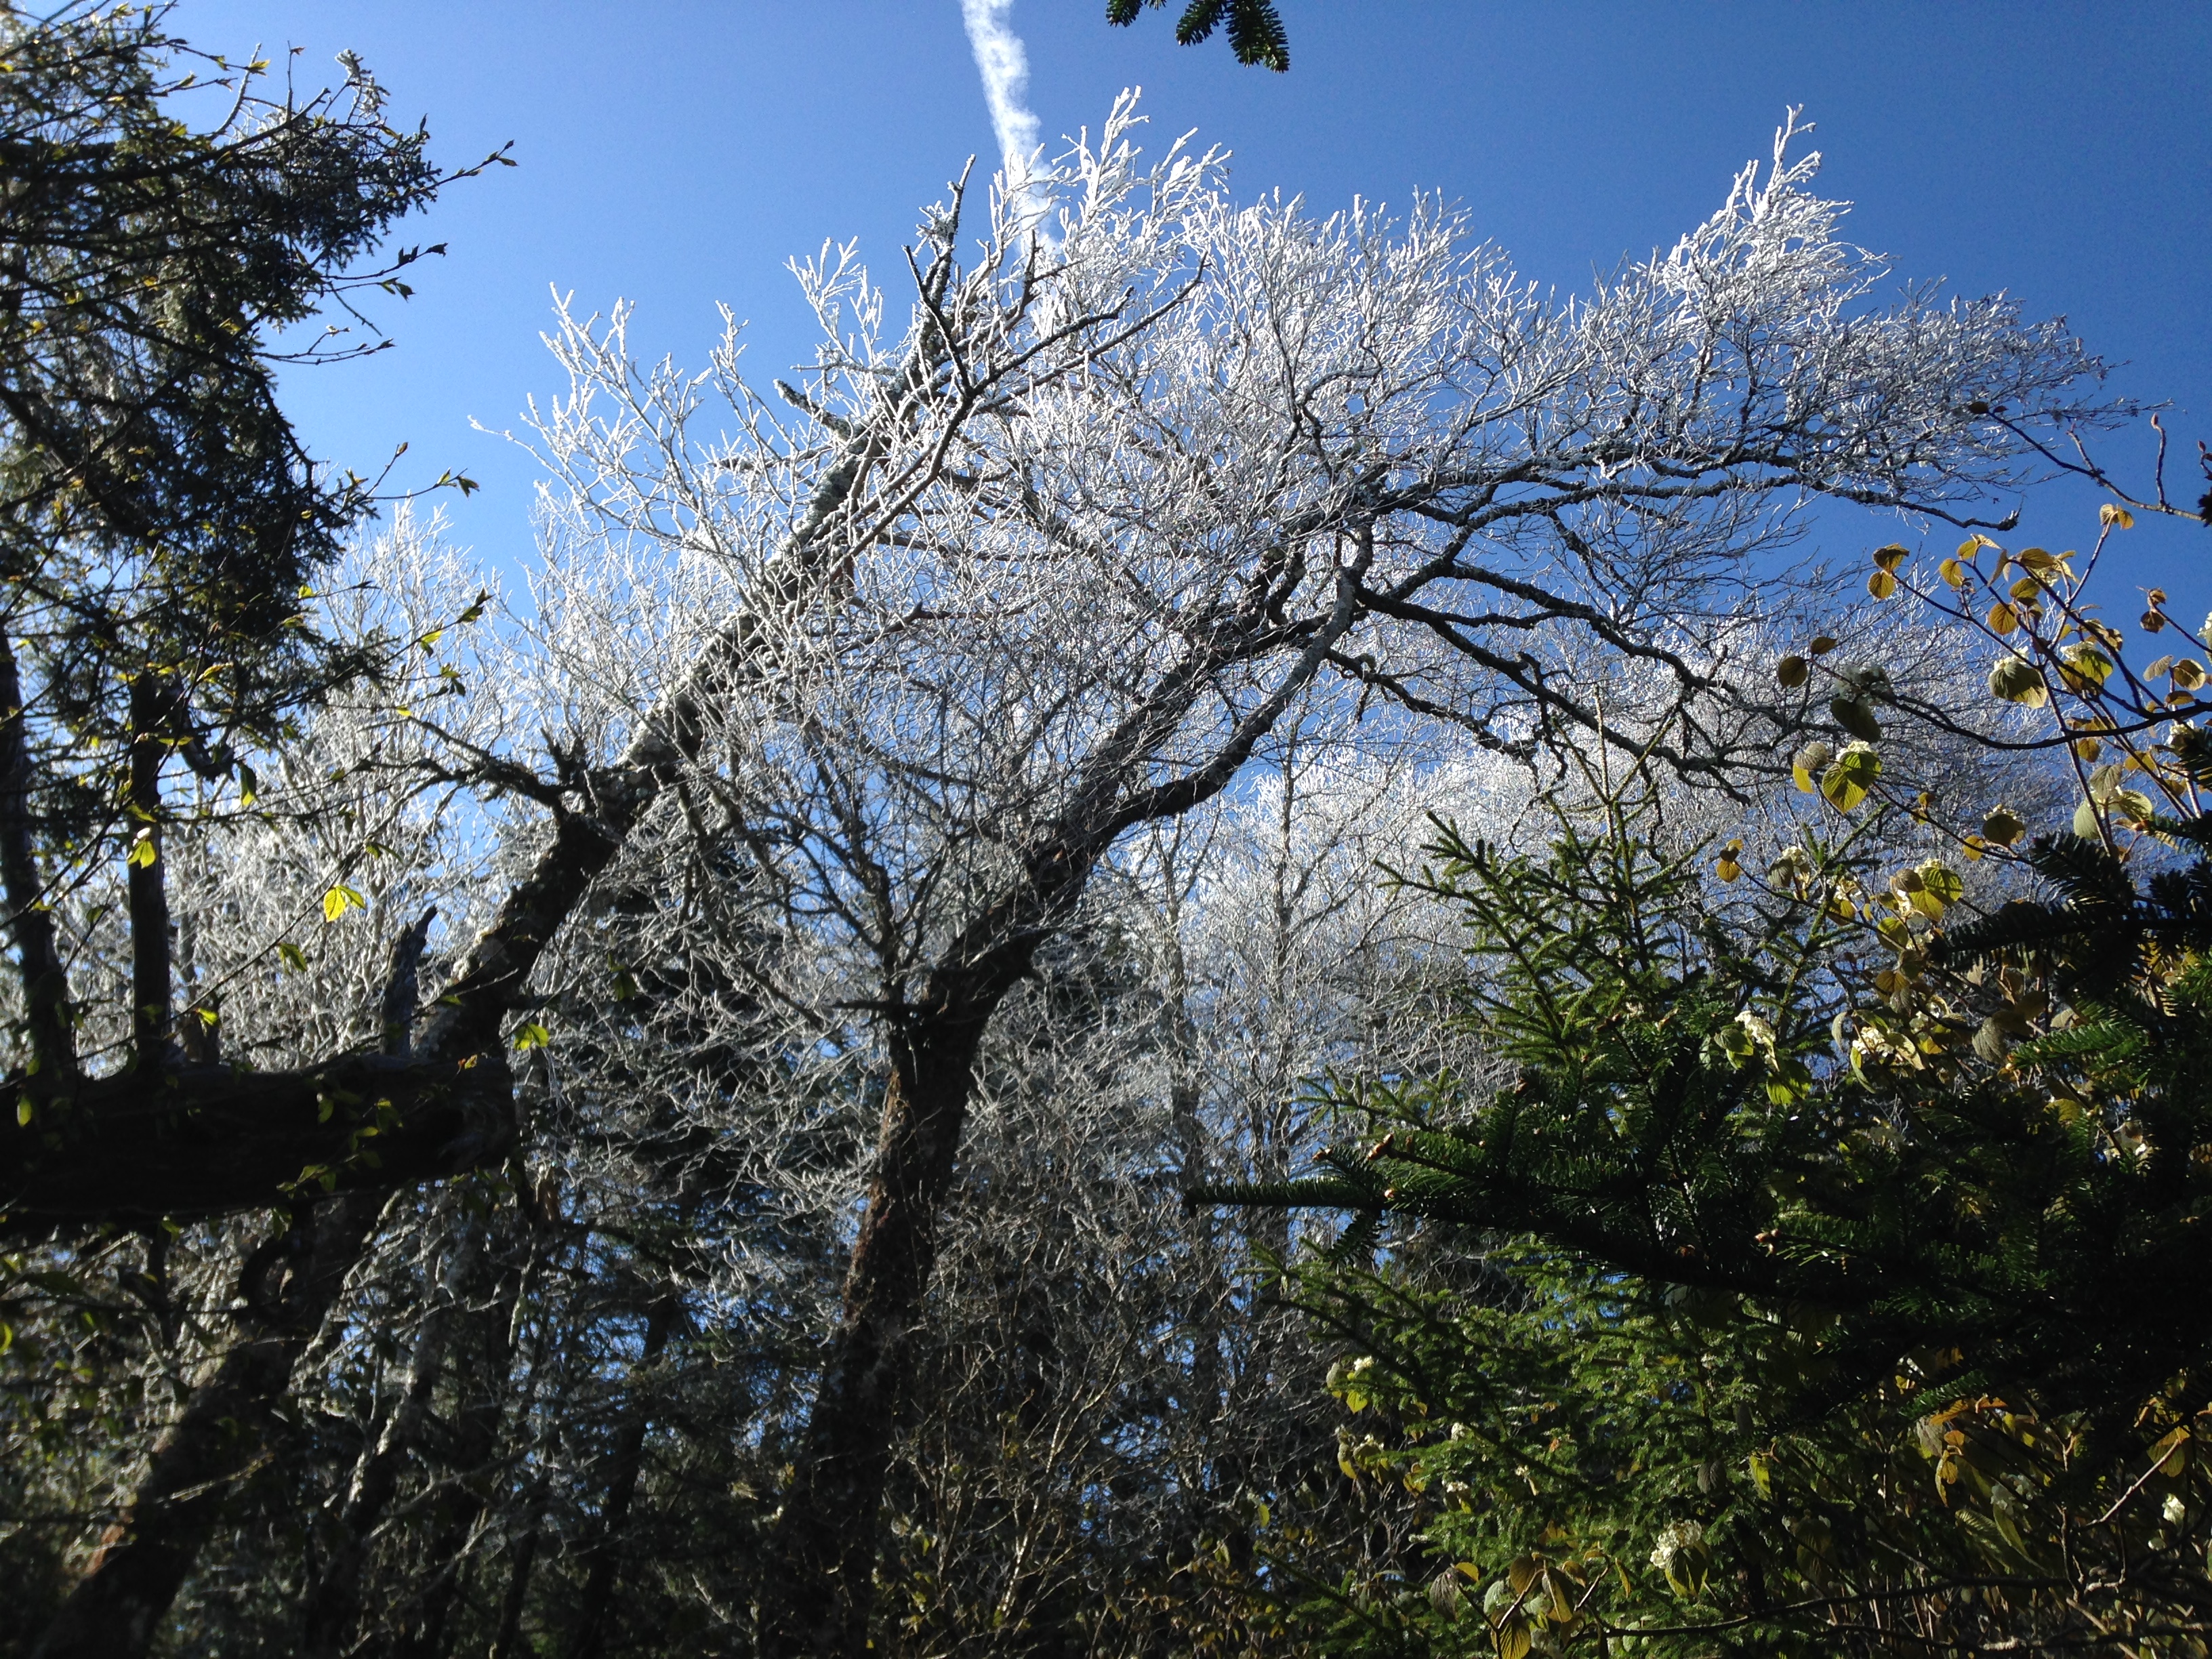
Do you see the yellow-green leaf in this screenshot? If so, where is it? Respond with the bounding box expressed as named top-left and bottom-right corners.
top-left (1988, 602), bottom-right (2020, 635)
top-left (512, 1021), bottom-right (552, 1051)
top-left (321, 884), bottom-right (367, 923)
top-left (1939, 557), bottom-right (1967, 588)
top-left (1868, 569), bottom-right (1899, 599)
top-left (1821, 743), bottom-right (1882, 813)
top-left (2059, 644), bottom-right (2114, 690)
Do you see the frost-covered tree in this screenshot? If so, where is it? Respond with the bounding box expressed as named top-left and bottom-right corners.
top-left (499, 102), bottom-right (2108, 1656)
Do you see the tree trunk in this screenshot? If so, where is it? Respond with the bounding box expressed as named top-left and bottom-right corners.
top-left (562, 1294), bottom-right (676, 1659)
top-left (391, 1247), bottom-right (533, 1659)
top-left (487, 1483), bottom-right (551, 1659)
top-left (30, 1191), bottom-right (385, 1659)
top-left (0, 636), bottom-right (75, 1088)
top-left (300, 1204), bottom-right (479, 1659)
top-left (125, 674), bottom-right (171, 1069)
top-left (754, 1013), bottom-right (996, 1659)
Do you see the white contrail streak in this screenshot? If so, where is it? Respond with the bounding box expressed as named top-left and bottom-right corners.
top-left (960, 0), bottom-right (1048, 226)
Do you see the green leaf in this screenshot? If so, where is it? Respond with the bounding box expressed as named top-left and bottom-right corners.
top-left (1987, 655), bottom-right (2048, 705)
top-left (1830, 695), bottom-right (1883, 743)
top-left (512, 1021), bottom-right (552, 1052)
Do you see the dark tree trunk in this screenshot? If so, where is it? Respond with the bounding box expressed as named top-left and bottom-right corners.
top-left (125, 674), bottom-right (171, 1069)
top-left (30, 1191), bottom-right (385, 1659)
top-left (488, 1483), bottom-right (552, 1659)
top-left (300, 1202), bottom-right (478, 1659)
top-left (562, 1294), bottom-right (676, 1659)
top-left (754, 1012), bottom-right (996, 1659)
top-left (398, 1234), bottom-right (551, 1659)
top-left (0, 636), bottom-right (75, 1089)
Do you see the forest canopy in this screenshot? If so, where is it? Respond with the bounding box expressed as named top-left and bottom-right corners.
top-left (4, 6), bottom-right (2209, 1659)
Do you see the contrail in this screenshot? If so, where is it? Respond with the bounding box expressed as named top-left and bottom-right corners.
top-left (960, 0), bottom-right (1048, 227)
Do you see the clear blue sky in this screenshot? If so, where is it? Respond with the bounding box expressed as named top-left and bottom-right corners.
top-left (184, 1), bottom-right (2211, 617)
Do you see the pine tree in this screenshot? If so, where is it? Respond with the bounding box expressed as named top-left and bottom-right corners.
top-left (1221, 510), bottom-right (2212, 1654)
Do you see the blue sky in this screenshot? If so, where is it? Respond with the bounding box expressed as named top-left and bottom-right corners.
top-left (184, 1), bottom-right (2211, 615)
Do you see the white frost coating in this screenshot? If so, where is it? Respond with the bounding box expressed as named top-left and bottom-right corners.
top-left (960, 0), bottom-right (1048, 227)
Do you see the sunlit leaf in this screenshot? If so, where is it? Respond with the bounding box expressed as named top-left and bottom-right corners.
top-left (1821, 743), bottom-right (1881, 813)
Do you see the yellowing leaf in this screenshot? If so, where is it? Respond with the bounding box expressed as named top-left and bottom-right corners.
top-left (1939, 557), bottom-right (1967, 588)
top-left (1872, 544), bottom-right (1908, 572)
top-left (1988, 602), bottom-right (2020, 635)
top-left (2101, 503), bottom-right (2136, 530)
top-left (1810, 634), bottom-right (1839, 656)
top-left (1868, 569), bottom-right (1898, 599)
top-left (1821, 743), bottom-right (1882, 813)
top-left (1792, 740), bottom-right (1831, 794)
top-left (2175, 659), bottom-right (2208, 691)
top-left (321, 884), bottom-right (367, 922)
